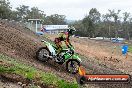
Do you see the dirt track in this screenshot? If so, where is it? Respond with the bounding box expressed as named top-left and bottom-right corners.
top-left (73, 38), bottom-right (132, 75)
top-left (47, 34), bottom-right (132, 75)
top-left (45, 34), bottom-right (132, 88)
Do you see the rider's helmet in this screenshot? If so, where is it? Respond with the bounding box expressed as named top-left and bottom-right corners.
top-left (67, 26), bottom-right (76, 36)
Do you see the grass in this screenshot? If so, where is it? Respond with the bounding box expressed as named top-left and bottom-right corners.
top-left (128, 45), bottom-right (132, 53)
top-left (0, 53), bottom-right (79, 88)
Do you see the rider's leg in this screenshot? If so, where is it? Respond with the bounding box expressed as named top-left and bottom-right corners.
top-left (56, 42), bottom-right (63, 55)
top-left (54, 38), bottom-right (62, 55)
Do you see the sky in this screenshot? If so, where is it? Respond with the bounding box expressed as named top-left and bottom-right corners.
top-left (9, 0), bottom-right (132, 20)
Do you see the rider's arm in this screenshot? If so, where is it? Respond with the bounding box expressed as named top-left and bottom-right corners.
top-left (65, 39), bottom-right (72, 48)
top-left (65, 37), bottom-right (74, 54)
top-left (59, 32), bottom-right (72, 48)
top-left (64, 34), bottom-right (72, 48)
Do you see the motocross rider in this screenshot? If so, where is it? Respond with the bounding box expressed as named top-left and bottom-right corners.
top-left (54, 26), bottom-right (76, 56)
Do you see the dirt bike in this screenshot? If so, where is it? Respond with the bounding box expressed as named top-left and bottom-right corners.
top-left (36, 40), bottom-right (82, 74)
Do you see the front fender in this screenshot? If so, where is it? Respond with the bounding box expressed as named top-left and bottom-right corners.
top-left (72, 54), bottom-right (82, 62)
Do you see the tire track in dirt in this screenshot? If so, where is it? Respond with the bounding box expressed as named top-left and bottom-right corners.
top-left (72, 38), bottom-right (132, 88)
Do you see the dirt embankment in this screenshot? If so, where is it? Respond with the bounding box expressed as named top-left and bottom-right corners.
top-left (0, 20), bottom-right (44, 60)
top-left (0, 20), bottom-right (76, 87)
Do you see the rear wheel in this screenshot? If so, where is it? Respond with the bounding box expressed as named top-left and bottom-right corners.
top-left (66, 59), bottom-right (80, 74)
top-left (36, 47), bottom-right (50, 62)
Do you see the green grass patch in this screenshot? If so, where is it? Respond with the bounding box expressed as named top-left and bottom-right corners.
top-left (128, 45), bottom-right (132, 53)
top-left (0, 53), bottom-right (79, 88)
top-left (0, 65), bottom-right (15, 73)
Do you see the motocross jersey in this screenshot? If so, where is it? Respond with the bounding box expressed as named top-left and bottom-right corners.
top-left (59, 32), bottom-right (68, 40)
top-left (55, 32), bottom-right (72, 48)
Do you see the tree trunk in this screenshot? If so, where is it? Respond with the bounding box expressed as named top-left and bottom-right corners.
top-left (108, 25), bottom-right (111, 40)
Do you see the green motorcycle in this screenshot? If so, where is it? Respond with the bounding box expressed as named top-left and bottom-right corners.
top-left (36, 40), bottom-right (82, 74)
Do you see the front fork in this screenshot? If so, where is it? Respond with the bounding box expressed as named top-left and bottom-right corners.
top-left (70, 61), bottom-right (74, 67)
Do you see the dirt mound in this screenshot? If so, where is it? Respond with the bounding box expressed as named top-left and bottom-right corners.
top-left (0, 19), bottom-right (44, 59)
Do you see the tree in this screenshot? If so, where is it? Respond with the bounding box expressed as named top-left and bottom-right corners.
top-left (102, 13), bottom-right (112, 39)
top-left (82, 8), bottom-right (101, 37)
top-left (27, 7), bottom-right (43, 19)
top-left (82, 15), bottom-right (94, 37)
top-left (16, 5), bottom-right (30, 21)
top-left (0, 0), bottom-right (12, 19)
top-left (108, 9), bottom-right (121, 38)
top-left (43, 14), bottom-right (66, 25)
top-left (10, 10), bottom-right (18, 21)
top-left (89, 8), bottom-right (101, 24)
top-left (122, 12), bottom-right (131, 40)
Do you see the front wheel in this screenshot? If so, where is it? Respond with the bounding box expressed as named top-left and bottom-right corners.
top-left (36, 47), bottom-right (50, 62)
top-left (66, 59), bottom-right (80, 74)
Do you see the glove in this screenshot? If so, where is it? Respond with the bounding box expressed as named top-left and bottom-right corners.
top-left (70, 46), bottom-right (74, 51)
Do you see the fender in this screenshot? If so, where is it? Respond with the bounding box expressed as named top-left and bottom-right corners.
top-left (72, 54), bottom-right (82, 62)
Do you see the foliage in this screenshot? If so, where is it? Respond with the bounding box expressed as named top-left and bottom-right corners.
top-left (15, 5), bottom-right (30, 21)
top-left (43, 14), bottom-right (66, 25)
top-left (128, 45), bottom-right (132, 53)
top-left (0, 0), bottom-right (66, 24)
top-left (72, 8), bottom-right (132, 40)
top-left (0, 0), bottom-right (12, 19)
